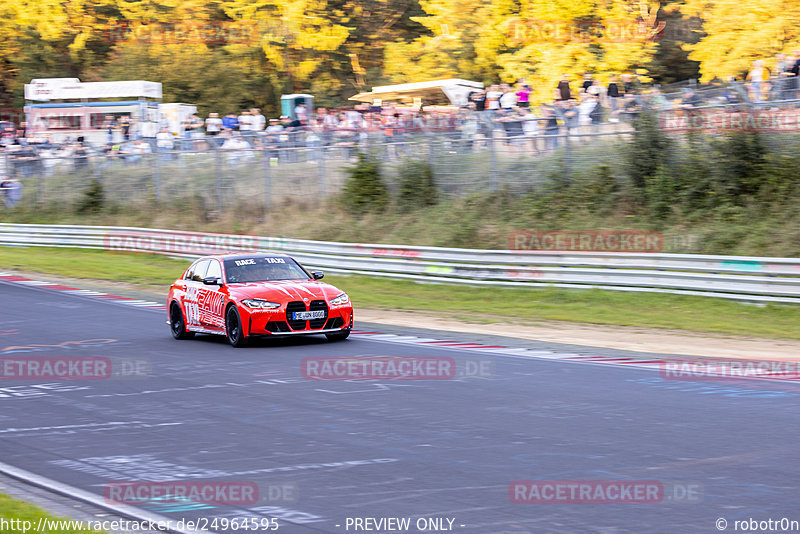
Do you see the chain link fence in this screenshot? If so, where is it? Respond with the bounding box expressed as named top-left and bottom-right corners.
top-left (3, 96), bottom-right (800, 213)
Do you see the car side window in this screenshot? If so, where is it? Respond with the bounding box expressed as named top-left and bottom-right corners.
top-left (190, 260), bottom-right (211, 282)
top-left (184, 261), bottom-right (199, 281)
top-left (205, 260), bottom-right (222, 281)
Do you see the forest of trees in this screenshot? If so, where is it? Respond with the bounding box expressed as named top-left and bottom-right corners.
top-left (1, 0), bottom-right (799, 116)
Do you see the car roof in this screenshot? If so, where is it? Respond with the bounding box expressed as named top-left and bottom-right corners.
top-left (197, 253), bottom-right (293, 261)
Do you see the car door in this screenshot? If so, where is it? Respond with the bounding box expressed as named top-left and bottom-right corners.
top-left (197, 259), bottom-right (226, 331)
top-left (183, 259), bottom-right (210, 330)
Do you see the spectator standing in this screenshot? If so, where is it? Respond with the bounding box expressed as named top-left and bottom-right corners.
top-left (238, 110), bottom-right (252, 133)
top-left (499, 84), bottom-right (517, 110)
top-left (557, 75), bottom-right (571, 101)
top-left (250, 108), bottom-right (266, 132)
top-left (789, 51), bottom-right (800, 99)
top-left (607, 75), bottom-right (621, 120)
top-left (622, 74), bottom-right (636, 95)
top-left (205, 112), bottom-right (222, 140)
top-left (486, 85), bottom-right (502, 111)
top-left (581, 73), bottom-right (594, 94)
top-left (222, 112), bottom-right (239, 132)
top-left (119, 115), bottom-right (131, 141)
top-left (516, 82), bottom-right (531, 108)
top-left (156, 127), bottom-right (174, 160)
top-left (294, 103), bottom-right (308, 124)
top-left (128, 138), bottom-right (152, 164)
top-left (778, 54), bottom-right (796, 99)
top-left (746, 60), bottom-right (769, 102)
top-left (0, 178), bottom-right (22, 207)
top-left (469, 90), bottom-right (487, 111)
top-left (543, 107), bottom-right (560, 150)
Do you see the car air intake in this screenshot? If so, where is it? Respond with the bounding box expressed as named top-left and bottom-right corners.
top-left (266, 321), bottom-right (291, 333)
top-left (324, 317), bottom-right (344, 329)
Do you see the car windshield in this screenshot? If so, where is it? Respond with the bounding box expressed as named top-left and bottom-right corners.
top-left (223, 256), bottom-right (310, 283)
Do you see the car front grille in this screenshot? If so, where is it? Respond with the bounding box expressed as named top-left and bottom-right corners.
top-left (286, 301), bottom-right (306, 330)
top-left (309, 300), bottom-right (328, 329)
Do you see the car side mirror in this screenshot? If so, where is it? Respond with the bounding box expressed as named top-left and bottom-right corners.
top-left (202, 277), bottom-right (222, 286)
top-left (311, 271), bottom-right (324, 280)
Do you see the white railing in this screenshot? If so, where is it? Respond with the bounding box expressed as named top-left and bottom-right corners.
top-left (2, 223), bottom-right (799, 303)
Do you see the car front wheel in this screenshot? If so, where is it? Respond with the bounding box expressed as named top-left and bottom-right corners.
top-left (226, 306), bottom-right (248, 347)
top-left (170, 302), bottom-right (194, 340)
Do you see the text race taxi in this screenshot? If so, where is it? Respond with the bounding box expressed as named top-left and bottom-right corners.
top-left (167, 254), bottom-right (353, 347)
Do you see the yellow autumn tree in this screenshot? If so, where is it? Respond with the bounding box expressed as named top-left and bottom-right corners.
top-left (386, 0), bottom-right (664, 103)
top-left (221, 0), bottom-right (351, 97)
top-left (680, 0), bottom-right (800, 81)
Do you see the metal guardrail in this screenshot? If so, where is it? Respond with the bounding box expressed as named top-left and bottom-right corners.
top-left (2, 223), bottom-right (799, 304)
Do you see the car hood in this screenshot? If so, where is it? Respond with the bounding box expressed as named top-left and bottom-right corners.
top-left (227, 280), bottom-right (344, 303)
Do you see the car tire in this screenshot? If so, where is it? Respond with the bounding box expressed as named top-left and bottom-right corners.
top-left (170, 302), bottom-right (195, 340)
top-left (325, 329), bottom-right (350, 342)
top-left (226, 305), bottom-right (248, 347)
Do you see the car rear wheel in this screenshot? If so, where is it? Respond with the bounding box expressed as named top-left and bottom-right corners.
top-left (325, 329), bottom-right (350, 342)
top-left (226, 306), bottom-right (248, 347)
top-left (170, 302), bottom-right (194, 340)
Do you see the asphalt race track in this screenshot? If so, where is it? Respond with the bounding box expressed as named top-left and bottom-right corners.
top-left (1, 279), bottom-right (800, 534)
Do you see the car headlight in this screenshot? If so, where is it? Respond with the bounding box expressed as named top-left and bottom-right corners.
top-left (241, 299), bottom-right (281, 309)
top-left (330, 293), bottom-right (350, 306)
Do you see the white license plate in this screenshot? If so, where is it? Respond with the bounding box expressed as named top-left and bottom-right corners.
top-left (293, 310), bottom-right (325, 320)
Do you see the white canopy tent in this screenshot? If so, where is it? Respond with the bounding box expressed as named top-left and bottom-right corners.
top-left (349, 79), bottom-right (483, 108)
top-left (24, 78), bottom-right (162, 101)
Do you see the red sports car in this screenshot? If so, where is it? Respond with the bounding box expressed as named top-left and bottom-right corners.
top-left (166, 253), bottom-right (353, 347)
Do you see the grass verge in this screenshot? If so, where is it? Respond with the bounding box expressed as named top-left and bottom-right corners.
top-left (0, 492), bottom-right (103, 533)
top-left (2, 246), bottom-right (799, 340)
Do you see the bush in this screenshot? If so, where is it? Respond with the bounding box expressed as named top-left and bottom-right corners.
top-left (397, 160), bottom-right (437, 211)
top-left (76, 178), bottom-right (104, 214)
top-left (626, 110), bottom-right (672, 194)
top-left (341, 152), bottom-right (388, 215)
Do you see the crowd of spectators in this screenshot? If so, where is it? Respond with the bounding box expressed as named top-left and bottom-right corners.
top-left (2, 64), bottom-right (800, 198)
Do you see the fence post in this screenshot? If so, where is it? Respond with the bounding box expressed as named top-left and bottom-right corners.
top-left (262, 147), bottom-right (271, 217)
top-left (214, 148), bottom-right (223, 213)
top-left (317, 146), bottom-right (326, 200)
top-left (564, 127), bottom-right (572, 184)
top-left (37, 166), bottom-right (44, 207)
top-left (488, 123), bottom-right (497, 191)
top-left (152, 152), bottom-right (161, 203)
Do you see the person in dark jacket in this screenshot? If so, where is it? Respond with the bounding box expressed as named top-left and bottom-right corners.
top-left (557, 75), bottom-right (571, 101)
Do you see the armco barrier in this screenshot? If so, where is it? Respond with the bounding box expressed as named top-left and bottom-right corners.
top-left (2, 223), bottom-right (800, 303)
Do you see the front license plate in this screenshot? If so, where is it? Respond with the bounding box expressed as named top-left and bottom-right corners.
top-left (293, 310), bottom-right (325, 320)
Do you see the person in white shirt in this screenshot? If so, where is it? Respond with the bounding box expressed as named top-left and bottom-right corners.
top-left (156, 127), bottom-right (174, 160)
top-left (250, 108), bottom-right (266, 132)
top-left (499, 84), bottom-right (517, 109)
top-left (221, 133), bottom-right (251, 165)
top-left (486, 85), bottom-right (503, 110)
top-left (294, 104), bottom-right (308, 124)
top-left (238, 110), bottom-right (252, 132)
top-left (205, 113), bottom-right (222, 135)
